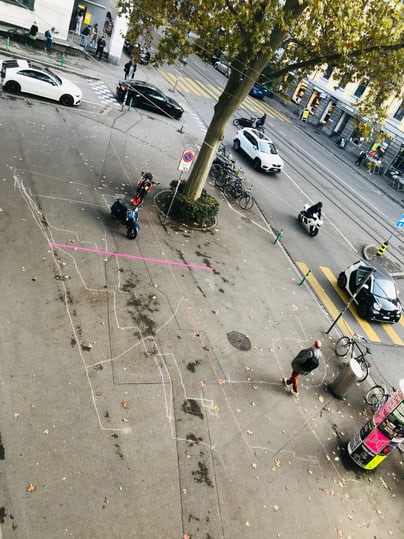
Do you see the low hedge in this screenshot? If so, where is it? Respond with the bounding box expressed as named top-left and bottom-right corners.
top-left (169, 181), bottom-right (219, 226)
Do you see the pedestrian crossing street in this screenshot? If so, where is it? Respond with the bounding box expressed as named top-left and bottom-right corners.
top-left (159, 70), bottom-right (290, 123)
top-left (297, 261), bottom-right (404, 346)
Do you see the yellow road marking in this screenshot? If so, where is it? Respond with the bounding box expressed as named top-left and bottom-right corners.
top-left (182, 77), bottom-right (213, 98)
top-left (296, 262), bottom-right (355, 336)
top-left (381, 323), bottom-right (404, 345)
top-left (320, 266), bottom-right (381, 342)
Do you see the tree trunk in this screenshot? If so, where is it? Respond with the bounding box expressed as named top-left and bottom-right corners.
top-left (183, 0), bottom-right (307, 202)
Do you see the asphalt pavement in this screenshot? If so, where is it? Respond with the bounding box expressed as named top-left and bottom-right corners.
top-left (0, 36), bottom-right (403, 539)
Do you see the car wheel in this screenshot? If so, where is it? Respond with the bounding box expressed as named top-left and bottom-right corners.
top-left (337, 272), bottom-right (347, 289)
top-left (60, 94), bottom-right (74, 106)
top-left (357, 304), bottom-right (369, 319)
top-left (253, 158), bottom-right (261, 170)
top-left (233, 139), bottom-right (240, 151)
top-left (5, 80), bottom-right (21, 93)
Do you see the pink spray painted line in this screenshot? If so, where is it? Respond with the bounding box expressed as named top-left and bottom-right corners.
top-left (49, 243), bottom-right (213, 271)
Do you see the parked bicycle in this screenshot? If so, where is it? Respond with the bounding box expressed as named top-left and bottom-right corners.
top-left (334, 334), bottom-right (372, 382)
top-left (223, 177), bottom-right (254, 210)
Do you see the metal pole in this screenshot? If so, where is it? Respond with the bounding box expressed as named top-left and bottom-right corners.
top-left (326, 269), bottom-right (375, 334)
top-left (164, 172), bottom-right (184, 224)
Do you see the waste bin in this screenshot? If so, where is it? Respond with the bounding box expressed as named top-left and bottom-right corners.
top-left (328, 358), bottom-right (363, 400)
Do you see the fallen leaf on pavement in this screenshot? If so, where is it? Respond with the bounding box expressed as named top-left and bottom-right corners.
top-left (273, 505), bottom-right (279, 511)
top-left (200, 381), bottom-right (207, 388)
top-left (252, 463), bottom-right (257, 469)
top-left (247, 430), bottom-right (253, 435)
top-left (250, 401), bottom-right (256, 407)
top-left (121, 401), bottom-right (129, 409)
top-left (13, 412), bottom-right (20, 418)
top-left (27, 483), bottom-right (36, 493)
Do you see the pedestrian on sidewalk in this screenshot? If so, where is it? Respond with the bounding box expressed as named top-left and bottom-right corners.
top-left (89, 23), bottom-right (98, 48)
top-left (283, 340), bottom-right (322, 396)
top-left (45, 27), bottom-right (55, 52)
top-left (355, 150), bottom-right (366, 166)
top-left (124, 60), bottom-right (132, 80)
top-left (80, 24), bottom-right (91, 48)
top-left (28, 21), bottom-right (38, 46)
top-left (96, 35), bottom-right (106, 60)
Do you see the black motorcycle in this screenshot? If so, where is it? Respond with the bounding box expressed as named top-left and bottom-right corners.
top-left (233, 115), bottom-right (265, 132)
top-left (110, 195), bottom-right (140, 240)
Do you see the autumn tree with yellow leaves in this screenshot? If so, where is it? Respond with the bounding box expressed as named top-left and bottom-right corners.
top-left (117, 0), bottom-right (404, 201)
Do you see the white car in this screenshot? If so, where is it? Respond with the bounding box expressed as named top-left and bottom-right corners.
top-left (233, 128), bottom-right (284, 173)
top-left (214, 60), bottom-right (230, 77)
top-left (1, 59), bottom-right (82, 106)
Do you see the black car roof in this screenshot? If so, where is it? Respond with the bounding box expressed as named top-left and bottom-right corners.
top-left (125, 80), bottom-right (158, 91)
top-left (357, 259), bottom-right (394, 280)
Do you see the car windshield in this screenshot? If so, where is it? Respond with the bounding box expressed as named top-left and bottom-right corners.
top-left (258, 141), bottom-right (278, 155)
top-left (372, 277), bottom-right (397, 301)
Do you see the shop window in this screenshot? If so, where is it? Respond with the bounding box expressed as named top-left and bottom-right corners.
top-left (2, 0), bottom-right (35, 8)
top-left (292, 82), bottom-right (307, 104)
top-left (393, 101), bottom-right (404, 122)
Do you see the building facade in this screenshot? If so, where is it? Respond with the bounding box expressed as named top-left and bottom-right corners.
top-left (283, 68), bottom-right (404, 176)
top-left (0, 0), bottom-right (128, 64)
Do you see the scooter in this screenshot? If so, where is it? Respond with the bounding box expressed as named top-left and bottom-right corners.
top-left (233, 116), bottom-right (265, 132)
top-left (131, 171), bottom-right (159, 206)
top-left (110, 195), bottom-right (140, 240)
top-left (298, 204), bottom-right (323, 237)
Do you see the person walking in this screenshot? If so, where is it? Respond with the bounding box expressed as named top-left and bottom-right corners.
top-left (45, 27), bottom-right (55, 52)
top-left (89, 23), bottom-right (98, 48)
top-left (283, 340), bottom-right (322, 396)
top-left (80, 24), bottom-right (91, 48)
top-left (355, 150), bottom-right (366, 166)
top-left (28, 21), bottom-right (38, 46)
top-left (96, 35), bottom-right (106, 60)
top-left (124, 60), bottom-right (132, 80)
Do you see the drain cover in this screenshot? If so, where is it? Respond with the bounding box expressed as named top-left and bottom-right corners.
top-left (227, 331), bottom-right (251, 351)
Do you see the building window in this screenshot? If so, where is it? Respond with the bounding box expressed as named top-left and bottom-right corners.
top-left (354, 80), bottom-right (368, 98)
top-left (323, 65), bottom-right (334, 80)
top-left (2, 0), bottom-right (35, 8)
top-left (393, 102), bottom-right (404, 122)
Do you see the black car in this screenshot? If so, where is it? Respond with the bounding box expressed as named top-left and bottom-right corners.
top-left (116, 80), bottom-right (184, 120)
top-left (337, 260), bottom-right (402, 323)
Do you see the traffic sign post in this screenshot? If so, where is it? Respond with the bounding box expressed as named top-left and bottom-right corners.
top-left (178, 150), bottom-right (195, 172)
top-left (377, 213), bottom-right (404, 257)
top-left (164, 150), bottom-right (196, 223)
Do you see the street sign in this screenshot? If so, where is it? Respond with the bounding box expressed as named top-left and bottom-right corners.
top-left (396, 214), bottom-right (404, 228)
top-left (178, 150), bottom-right (195, 172)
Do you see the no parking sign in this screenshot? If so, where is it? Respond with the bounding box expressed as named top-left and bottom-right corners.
top-left (178, 150), bottom-right (195, 172)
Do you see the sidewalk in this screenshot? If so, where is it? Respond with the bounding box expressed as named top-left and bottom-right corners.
top-left (1, 39), bottom-right (403, 539)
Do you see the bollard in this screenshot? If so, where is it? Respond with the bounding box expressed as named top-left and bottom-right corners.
top-left (127, 98), bottom-right (132, 111)
top-left (273, 229), bottom-right (283, 245)
top-left (6, 37), bottom-right (10, 51)
top-left (177, 124), bottom-right (184, 134)
top-left (299, 269), bottom-right (311, 286)
top-left (60, 54), bottom-right (65, 67)
top-left (376, 241), bottom-right (388, 257)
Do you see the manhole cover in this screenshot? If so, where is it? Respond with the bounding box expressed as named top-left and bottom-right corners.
top-left (227, 331), bottom-right (251, 351)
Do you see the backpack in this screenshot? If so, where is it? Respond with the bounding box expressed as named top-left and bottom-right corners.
top-left (45, 30), bottom-right (50, 38)
top-left (301, 350), bottom-right (319, 372)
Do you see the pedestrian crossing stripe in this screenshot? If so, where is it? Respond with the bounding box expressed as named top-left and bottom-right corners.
top-left (296, 262), bottom-right (355, 337)
top-left (159, 70), bottom-right (290, 123)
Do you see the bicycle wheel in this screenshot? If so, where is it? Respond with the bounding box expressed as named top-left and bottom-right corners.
top-left (215, 171), bottom-right (230, 189)
top-left (238, 193), bottom-right (254, 210)
top-left (210, 164), bottom-right (221, 181)
top-left (356, 357), bottom-right (369, 382)
top-left (335, 336), bottom-right (351, 357)
top-left (224, 183), bottom-right (237, 200)
top-left (365, 385), bottom-right (386, 409)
